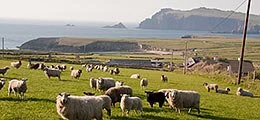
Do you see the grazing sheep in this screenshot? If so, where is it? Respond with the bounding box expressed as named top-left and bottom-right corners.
top-left (109, 70), bottom-right (114, 75)
top-left (83, 92), bottom-right (112, 116)
top-left (168, 90), bottom-right (200, 114)
top-left (10, 60), bottom-right (22, 69)
top-left (27, 62), bottom-right (40, 69)
top-left (56, 92), bottom-right (103, 120)
top-left (145, 91), bottom-right (165, 108)
top-left (89, 77), bottom-right (97, 90)
top-left (161, 75), bottom-right (168, 82)
top-left (120, 94), bottom-right (143, 115)
top-left (0, 78), bottom-right (6, 90)
top-left (86, 67), bottom-right (93, 72)
top-left (216, 88), bottom-right (231, 94)
top-left (8, 78), bottom-right (28, 99)
top-left (71, 69), bottom-right (82, 79)
top-left (130, 74), bottom-right (140, 79)
top-left (60, 64), bottom-right (67, 71)
top-left (38, 63), bottom-right (46, 70)
top-left (113, 68), bottom-right (120, 75)
top-left (203, 82), bottom-right (218, 92)
top-left (82, 64), bottom-right (87, 68)
top-left (97, 78), bottom-right (116, 91)
top-left (0, 66), bottom-right (10, 76)
top-left (103, 66), bottom-right (108, 72)
top-left (43, 68), bottom-right (61, 80)
top-left (70, 66), bottom-right (74, 71)
top-left (140, 78), bottom-right (148, 88)
top-left (236, 87), bottom-right (253, 97)
top-left (105, 86), bottom-right (133, 106)
top-left (115, 81), bottom-right (124, 87)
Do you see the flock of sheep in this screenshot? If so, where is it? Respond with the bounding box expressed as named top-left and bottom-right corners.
top-left (0, 60), bottom-right (256, 120)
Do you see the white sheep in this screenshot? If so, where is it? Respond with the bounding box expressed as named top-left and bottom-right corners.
top-left (8, 78), bottom-right (28, 99)
top-left (168, 90), bottom-right (200, 114)
top-left (0, 66), bottom-right (10, 76)
top-left (105, 86), bottom-right (133, 106)
top-left (43, 68), bottom-right (61, 80)
top-left (216, 87), bottom-right (230, 94)
top-left (236, 87), bottom-right (253, 97)
top-left (0, 78), bottom-right (6, 90)
top-left (89, 77), bottom-right (97, 90)
top-left (130, 74), bottom-right (140, 79)
top-left (103, 66), bottom-right (108, 72)
top-left (140, 78), bottom-right (148, 88)
top-left (120, 94), bottom-right (143, 115)
top-left (115, 81), bottom-right (124, 87)
top-left (203, 82), bottom-right (218, 92)
top-left (161, 75), bottom-right (168, 82)
top-left (96, 78), bottom-right (116, 91)
top-left (71, 69), bottom-right (82, 79)
top-left (83, 92), bottom-right (112, 116)
top-left (56, 92), bottom-right (103, 120)
top-left (10, 60), bottom-right (22, 69)
top-left (113, 67), bottom-right (120, 75)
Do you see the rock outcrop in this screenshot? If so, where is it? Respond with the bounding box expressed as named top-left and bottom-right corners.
top-left (139, 7), bottom-right (260, 34)
top-left (103, 22), bottom-right (127, 29)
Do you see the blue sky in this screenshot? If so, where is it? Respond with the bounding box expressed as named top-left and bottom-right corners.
top-left (0, 0), bottom-right (258, 23)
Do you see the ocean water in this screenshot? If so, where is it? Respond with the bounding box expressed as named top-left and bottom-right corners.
top-left (0, 23), bottom-right (260, 49)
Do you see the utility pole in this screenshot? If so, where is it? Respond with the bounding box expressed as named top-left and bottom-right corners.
top-left (183, 41), bottom-right (188, 74)
top-left (237, 0), bottom-right (251, 84)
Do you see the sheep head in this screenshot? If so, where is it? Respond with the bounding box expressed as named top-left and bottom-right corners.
top-left (58, 92), bottom-right (70, 104)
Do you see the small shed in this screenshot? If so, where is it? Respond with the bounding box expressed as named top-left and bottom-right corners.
top-left (226, 60), bottom-right (254, 76)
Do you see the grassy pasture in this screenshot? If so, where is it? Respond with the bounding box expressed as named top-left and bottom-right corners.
top-left (0, 59), bottom-right (260, 119)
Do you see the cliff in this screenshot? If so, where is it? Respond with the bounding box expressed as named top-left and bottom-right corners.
top-left (103, 22), bottom-right (127, 29)
top-left (20, 37), bottom-right (141, 53)
top-left (139, 7), bottom-right (260, 34)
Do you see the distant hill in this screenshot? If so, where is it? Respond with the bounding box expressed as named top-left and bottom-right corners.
top-left (103, 22), bottom-right (127, 29)
top-left (139, 7), bottom-right (260, 34)
top-left (20, 37), bottom-right (141, 53)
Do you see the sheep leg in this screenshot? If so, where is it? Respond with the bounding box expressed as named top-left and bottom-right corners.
top-left (188, 108), bottom-right (192, 113)
top-left (106, 108), bottom-right (111, 116)
top-left (159, 102), bottom-right (164, 108)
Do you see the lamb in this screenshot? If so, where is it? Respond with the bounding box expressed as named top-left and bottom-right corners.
top-left (203, 82), bottom-right (218, 92)
top-left (27, 62), bottom-right (40, 69)
top-left (86, 64), bottom-right (93, 72)
top-left (56, 92), bottom-right (103, 120)
top-left (8, 78), bottom-right (28, 99)
top-left (113, 67), bottom-right (120, 75)
top-left (10, 60), bottom-right (22, 69)
top-left (145, 91), bottom-right (165, 108)
top-left (161, 75), bottom-right (168, 82)
top-left (96, 78), bottom-right (116, 91)
top-left (83, 92), bottom-right (112, 116)
top-left (59, 64), bottom-right (67, 71)
top-left (216, 87), bottom-right (231, 94)
top-left (140, 78), bottom-right (148, 88)
top-left (105, 86), bottom-right (133, 106)
top-left (167, 90), bottom-right (200, 114)
top-left (0, 66), bottom-right (10, 76)
top-left (130, 74), bottom-right (140, 79)
top-left (103, 66), bottom-right (108, 72)
top-left (43, 68), bottom-right (61, 80)
top-left (0, 78), bottom-right (6, 90)
top-left (109, 70), bottom-right (114, 75)
top-left (89, 77), bottom-right (97, 90)
top-left (71, 69), bottom-right (82, 79)
top-left (236, 87), bottom-right (253, 97)
top-left (115, 81), bottom-right (124, 87)
top-left (120, 94), bottom-right (143, 115)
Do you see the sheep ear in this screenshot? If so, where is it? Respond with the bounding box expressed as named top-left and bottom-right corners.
top-left (58, 93), bottom-right (62, 96)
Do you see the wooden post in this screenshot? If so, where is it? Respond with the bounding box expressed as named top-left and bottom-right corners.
top-left (237, 0), bottom-right (251, 84)
top-left (183, 41), bottom-right (188, 74)
top-left (2, 37), bottom-right (4, 57)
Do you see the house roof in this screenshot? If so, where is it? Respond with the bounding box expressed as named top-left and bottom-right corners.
top-left (227, 60), bottom-right (254, 73)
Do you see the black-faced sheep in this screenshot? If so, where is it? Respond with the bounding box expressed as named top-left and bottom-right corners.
top-left (109, 69), bottom-right (114, 75)
top-left (145, 91), bottom-right (165, 108)
top-left (27, 62), bottom-right (40, 69)
top-left (161, 75), bottom-right (168, 82)
top-left (168, 90), bottom-right (200, 114)
top-left (115, 81), bottom-right (124, 87)
top-left (97, 78), bottom-right (116, 91)
top-left (105, 86), bottom-right (133, 106)
top-left (140, 78), bottom-right (148, 88)
top-left (8, 78), bottom-right (28, 99)
top-left (103, 66), bottom-right (108, 72)
top-left (70, 66), bottom-right (74, 71)
top-left (10, 60), bottom-right (22, 69)
top-left (0, 66), bottom-right (10, 76)
top-left (43, 68), bottom-right (61, 80)
top-left (236, 87), bottom-right (253, 97)
top-left (113, 67), bottom-right (120, 75)
top-left (203, 82), bottom-right (218, 92)
top-left (38, 63), bottom-right (46, 70)
top-left (89, 77), bottom-right (97, 90)
top-left (120, 94), bottom-right (143, 115)
top-left (0, 78), bottom-right (6, 90)
top-left (56, 92), bottom-right (103, 120)
top-left (216, 87), bottom-right (230, 94)
top-left (71, 69), bottom-right (82, 79)
top-left (130, 74), bottom-right (140, 79)
top-left (83, 92), bottom-right (112, 116)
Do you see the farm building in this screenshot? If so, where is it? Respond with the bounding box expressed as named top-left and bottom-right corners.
top-left (107, 59), bottom-right (163, 68)
top-left (226, 60), bottom-right (255, 76)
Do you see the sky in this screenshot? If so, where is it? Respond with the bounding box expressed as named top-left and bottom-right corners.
top-left (0, 0), bottom-right (259, 24)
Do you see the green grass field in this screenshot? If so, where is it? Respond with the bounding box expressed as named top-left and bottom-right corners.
top-left (0, 59), bottom-right (259, 120)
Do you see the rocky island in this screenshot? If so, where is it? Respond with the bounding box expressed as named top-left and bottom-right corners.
top-left (103, 22), bottom-right (127, 29)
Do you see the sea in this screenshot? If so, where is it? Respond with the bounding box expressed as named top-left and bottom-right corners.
top-left (1, 23), bottom-right (260, 49)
